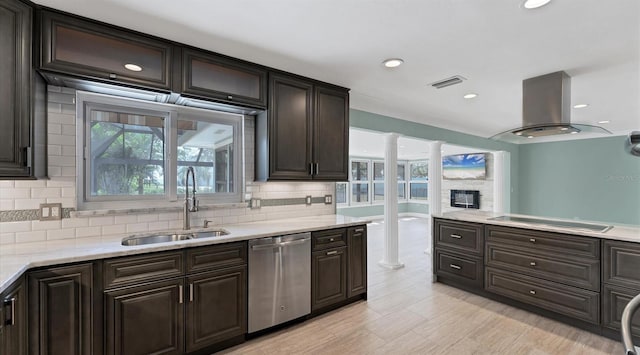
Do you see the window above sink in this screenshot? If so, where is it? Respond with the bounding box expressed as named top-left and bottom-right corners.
top-left (76, 91), bottom-right (244, 210)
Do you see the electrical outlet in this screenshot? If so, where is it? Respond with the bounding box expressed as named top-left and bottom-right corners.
top-left (324, 194), bottom-right (332, 204)
top-left (305, 196), bottom-right (312, 205)
top-left (250, 198), bottom-right (261, 209)
top-left (40, 203), bottom-right (62, 221)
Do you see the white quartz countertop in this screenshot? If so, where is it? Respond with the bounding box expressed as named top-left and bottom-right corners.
top-left (437, 211), bottom-right (640, 243)
top-left (0, 215), bottom-right (370, 293)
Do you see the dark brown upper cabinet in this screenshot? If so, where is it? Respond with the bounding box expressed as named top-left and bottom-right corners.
top-left (0, 0), bottom-right (46, 179)
top-left (256, 72), bottom-right (349, 181)
top-left (179, 48), bottom-right (267, 108)
top-left (39, 10), bottom-right (173, 91)
top-left (313, 85), bottom-right (349, 180)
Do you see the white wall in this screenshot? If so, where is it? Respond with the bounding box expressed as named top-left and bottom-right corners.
top-left (0, 86), bottom-right (335, 245)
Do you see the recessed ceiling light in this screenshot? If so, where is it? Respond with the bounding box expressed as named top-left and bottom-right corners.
top-left (463, 93), bottom-right (478, 99)
top-left (527, 136), bottom-right (534, 139)
top-left (515, 132), bottom-right (523, 136)
top-left (124, 63), bottom-right (143, 72)
top-left (560, 127), bottom-right (569, 131)
top-left (382, 58), bottom-right (404, 68)
top-left (573, 104), bottom-right (589, 109)
top-left (523, 0), bottom-right (551, 9)
top-left (570, 131), bottom-right (578, 134)
top-left (598, 120), bottom-right (610, 124)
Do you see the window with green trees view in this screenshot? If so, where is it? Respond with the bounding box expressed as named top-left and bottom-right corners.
top-left (77, 93), bottom-right (243, 209)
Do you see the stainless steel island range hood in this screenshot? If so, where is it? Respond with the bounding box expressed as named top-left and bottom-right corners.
top-left (491, 71), bottom-right (611, 143)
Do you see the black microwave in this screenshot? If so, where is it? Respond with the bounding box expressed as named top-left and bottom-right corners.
top-left (450, 190), bottom-right (480, 209)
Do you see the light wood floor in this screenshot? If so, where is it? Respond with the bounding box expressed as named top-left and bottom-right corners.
top-left (221, 217), bottom-right (623, 354)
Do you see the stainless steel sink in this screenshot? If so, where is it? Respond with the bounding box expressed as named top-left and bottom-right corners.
top-left (121, 229), bottom-right (230, 246)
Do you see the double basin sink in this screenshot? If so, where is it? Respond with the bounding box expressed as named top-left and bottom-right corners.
top-left (121, 229), bottom-right (229, 246)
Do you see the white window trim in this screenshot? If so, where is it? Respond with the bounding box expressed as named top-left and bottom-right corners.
top-left (76, 91), bottom-right (244, 211)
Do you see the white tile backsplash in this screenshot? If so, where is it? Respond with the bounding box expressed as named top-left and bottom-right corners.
top-left (0, 86), bottom-right (336, 245)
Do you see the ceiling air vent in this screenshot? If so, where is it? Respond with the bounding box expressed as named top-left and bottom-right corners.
top-left (429, 75), bottom-right (467, 89)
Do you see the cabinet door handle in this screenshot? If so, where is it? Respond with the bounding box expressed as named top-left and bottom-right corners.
top-left (354, 228), bottom-right (364, 233)
top-left (309, 163), bottom-right (314, 175)
top-left (315, 163), bottom-right (319, 175)
top-left (529, 238), bottom-right (536, 243)
top-left (530, 261), bottom-right (536, 267)
top-left (109, 73), bottom-right (117, 79)
top-left (4, 297), bottom-right (16, 326)
top-left (450, 234), bottom-right (462, 239)
top-left (326, 250), bottom-right (338, 255)
top-left (179, 285), bottom-right (183, 304)
top-left (529, 290), bottom-right (536, 295)
top-left (189, 283), bottom-right (194, 302)
top-left (449, 264), bottom-right (461, 270)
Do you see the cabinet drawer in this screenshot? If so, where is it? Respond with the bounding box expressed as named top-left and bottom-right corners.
top-left (186, 242), bottom-right (247, 274)
top-left (603, 240), bottom-right (640, 289)
top-left (434, 219), bottom-right (484, 256)
top-left (312, 228), bottom-right (347, 251)
top-left (486, 244), bottom-right (599, 291)
top-left (104, 251), bottom-right (184, 289)
top-left (40, 10), bottom-right (173, 90)
top-left (434, 249), bottom-right (483, 288)
top-left (485, 267), bottom-right (600, 324)
top-left (485, 225), bottom-right (599, 260)
top-left (602, 283), bottom-right (640, 335)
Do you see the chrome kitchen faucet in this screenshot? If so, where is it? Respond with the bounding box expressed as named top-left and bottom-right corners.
top-left (183, 166), bottom-right (198, 230)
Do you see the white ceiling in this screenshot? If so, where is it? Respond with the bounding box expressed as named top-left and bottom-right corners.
top-left (349, 129), bottom-right (488, 160)
top-left (34, 0), bottom-right (640, 139)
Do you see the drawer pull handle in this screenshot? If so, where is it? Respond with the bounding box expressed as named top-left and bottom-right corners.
top-left (355, 228), bottom-right (364, 233)
top-left (179, 285), bottom-right (183, 304)
top-left (326, 250), bottom-right (338, 255)
top-left (4, 297), bottom-right (16, 326)
top-left (450, 234), bottom-right (462, 239)
top-left (529, 238), bottom-right (536, 243)
top-left (449, 264), bottom-right (461, 270)
top-left (530, 261), bottom-right (537, 267)
top-left (329, 238), bottom-right (335, 242)
top-left (529, 290), bottom-right (536, 295)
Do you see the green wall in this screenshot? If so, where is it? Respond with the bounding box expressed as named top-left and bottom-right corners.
top-left (337, 203), bottom-right (429, 217)
top-left (349, 109), bottom-right (520, 211)
top-left (518, 136), bottom-right (640, 225)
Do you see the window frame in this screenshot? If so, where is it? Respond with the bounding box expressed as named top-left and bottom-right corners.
top-left (76, 91), bottom-right (244, 211)
top-left (349, 159), bottom-right (371, 205)
top-left (408, 160), bottom-right (429, 202)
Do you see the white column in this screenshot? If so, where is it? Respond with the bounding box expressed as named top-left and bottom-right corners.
top-left (428, 141), bottom-right (444, 218)
top-left (493, 151), bottom-right (506, 214)
top-left (426, 141), bottom-right (443, 256)
top-left (379, 133), bottom-right (404, 270)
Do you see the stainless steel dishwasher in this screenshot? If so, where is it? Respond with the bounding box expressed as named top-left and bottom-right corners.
top-left (248, 232), bottom-right (311, 333)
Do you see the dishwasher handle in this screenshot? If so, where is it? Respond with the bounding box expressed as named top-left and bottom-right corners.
top-left (251, 243), bottom-right (280, 251)
top-left (278, 237), bottom-right (310, 247)
top-left (251, 237), bottom-right (310, 250)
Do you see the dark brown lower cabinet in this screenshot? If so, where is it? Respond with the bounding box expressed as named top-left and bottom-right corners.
top-left (2, 277), bottom-right (26, 355)
top-left (105, 278), bottom-right (184, 355)
top-left (312, 246), bottom-right (347, 312)
top-left (185, 266), bottom-right (246, 353)
top-left (347, 226), bottom-right (367, 297)
top-left (602, 283), bottom-right (640, 336)
top-left (28, 263), bottom-right (98, 355)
